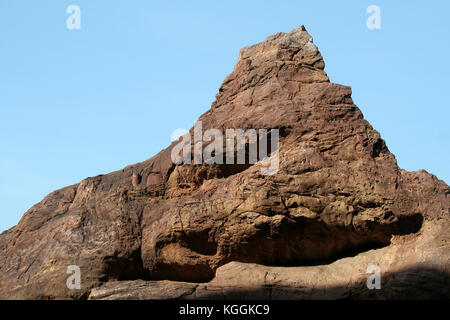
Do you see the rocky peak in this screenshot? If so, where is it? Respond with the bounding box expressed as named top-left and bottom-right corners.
top-left (0, 26), bottom-right (448, 300)
top-left (212, 25), bottom-right (328, 112)
top-left (238, 25), bottom-right (324, 66)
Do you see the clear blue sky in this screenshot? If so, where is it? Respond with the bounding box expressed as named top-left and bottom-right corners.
top-left (1, 0), bottom-right (449, 232)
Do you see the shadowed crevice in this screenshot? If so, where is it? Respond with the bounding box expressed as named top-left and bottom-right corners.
top-left (223, 213), bottom-right (424, 268)
top-left (101, 247), bottom-right (150, 282)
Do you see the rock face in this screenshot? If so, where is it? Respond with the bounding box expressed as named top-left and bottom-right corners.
top-left (0, 26), bottom-right (449, 300)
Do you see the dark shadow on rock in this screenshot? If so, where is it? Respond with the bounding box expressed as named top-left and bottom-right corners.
top-left (224, 213), bottom-right (424, 268)
top-left (189, 266), bottom-right (449, 300)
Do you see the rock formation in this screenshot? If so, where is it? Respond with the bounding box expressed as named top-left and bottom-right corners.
top-left (0, 26), bottom-right (448, 300)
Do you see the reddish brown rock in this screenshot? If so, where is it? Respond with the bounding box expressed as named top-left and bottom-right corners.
top-left (0, 26), bottom-right (448, 299)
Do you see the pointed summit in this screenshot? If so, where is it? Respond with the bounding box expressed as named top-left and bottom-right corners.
top-left (239, 25), bottom-right (322, 63)
top-left (213, 26), bottom-right (328, 110)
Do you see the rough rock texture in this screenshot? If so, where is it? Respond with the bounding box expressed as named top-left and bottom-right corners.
top-left (1, 26), bottom-right (449, 300)
top-left (88, 280), bottom-right (198, 300)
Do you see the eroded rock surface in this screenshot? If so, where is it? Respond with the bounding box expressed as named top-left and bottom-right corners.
top-left (1, 26), bottom-right (449, 299)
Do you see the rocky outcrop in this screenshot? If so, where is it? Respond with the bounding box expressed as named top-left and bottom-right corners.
top-left (0, 26), bottom-right (449, 299)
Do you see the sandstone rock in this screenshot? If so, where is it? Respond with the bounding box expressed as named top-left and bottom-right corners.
top-left (0, 26), bottom-right (448, 299)
top-left (89, 280), bottom-right (198, 300)
top-left (88, 217), bottom-right (449, 300)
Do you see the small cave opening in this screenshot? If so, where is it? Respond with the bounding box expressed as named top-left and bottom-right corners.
top-left (150, 262), bottom-right (216, 283)
top-left (180, 229), bottom-right (218, 256)
top-left (371, 137), bottom-right (388, 158)
top-left (146, 229), bottom-right (219, 283)
top-left (100, 247), bottom-right (150, 282)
